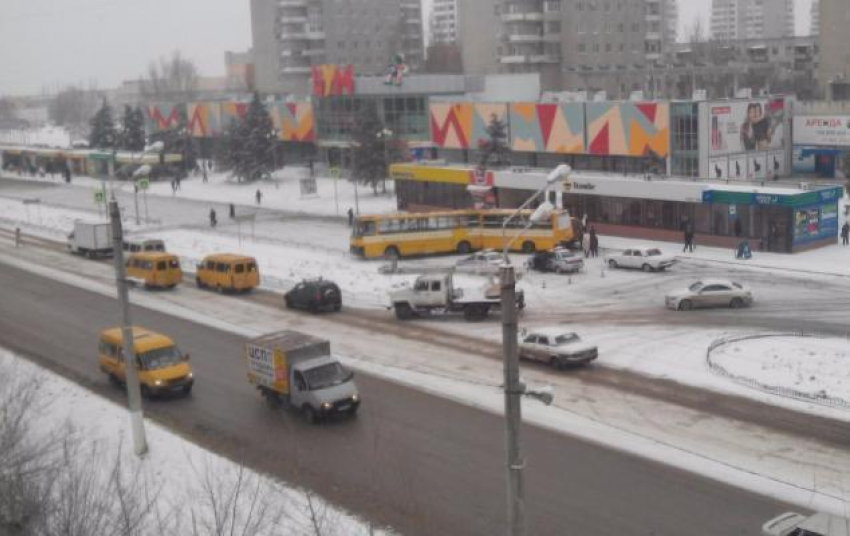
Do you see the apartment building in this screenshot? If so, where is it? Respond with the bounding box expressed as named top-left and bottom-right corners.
top-left (251, 0), bottom-right (425, 95)
top-left (710, 0), bottom-right (794, 41)
top-left (810, 0), bottom-right (820, 35)
top-left (431, 0), bottom-right (459, 43)
top-left (818, 0), bottom-right (850, 100)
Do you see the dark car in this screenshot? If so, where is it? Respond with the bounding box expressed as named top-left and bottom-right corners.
top-left (527, 248), bottom-right (584, 274)
top-left (284, 279), bottom-right (342, 312)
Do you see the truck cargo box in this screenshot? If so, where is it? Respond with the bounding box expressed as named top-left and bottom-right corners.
top-left (245, 331), bottom-right (331, 395)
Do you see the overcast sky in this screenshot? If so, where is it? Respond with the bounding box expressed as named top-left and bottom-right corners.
top-left (0, 0), bottom-right (815, 97)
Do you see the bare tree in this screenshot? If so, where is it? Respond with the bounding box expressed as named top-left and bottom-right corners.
top-left (139, 51), bottom-right (200, 102)
top-left (48, 86), bottom-right (102, 137)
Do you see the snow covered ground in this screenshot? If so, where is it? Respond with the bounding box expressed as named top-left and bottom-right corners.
top-left (0, 348), bottom-right (391, 536)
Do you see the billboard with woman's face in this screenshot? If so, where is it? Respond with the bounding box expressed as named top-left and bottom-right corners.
top-left (709, 98), bottom-right (785, 155)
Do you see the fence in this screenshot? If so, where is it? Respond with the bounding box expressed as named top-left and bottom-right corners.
top-left (706, 332), bottom-right (850, 409)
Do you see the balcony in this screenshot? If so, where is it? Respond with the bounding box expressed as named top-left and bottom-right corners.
top-left (302, 48), bottom-right (325, 57)
top-left (278, 0), bottom-right (308, 6)
top-left (645, 52), bottom-right (662, 61)
top-left (501, 11), bottom-right (544, 23)
top-left (280, 15), bottom-right (308, 23)
top-left (528, 54), bottom-right (560, 63)
top-left (280, 65), bottom-right (312, 74)
top-left (306, 30), bottom-right (325, 40)
top-left (500, 54), bottom-right (527, 64)
top-left (279, 31), bottom-right (309, 40)
top-left (508, 33), bottom-right (545, 43)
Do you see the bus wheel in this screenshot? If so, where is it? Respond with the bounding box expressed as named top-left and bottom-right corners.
top-left (457, 241), bottom-right (471, 254)
top-left (522, 241), bottom-right (535, 254)
top-left (384, 246), bottom-right (400, 259)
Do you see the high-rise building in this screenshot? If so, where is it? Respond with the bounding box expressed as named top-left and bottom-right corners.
top-left (251, 0), bottom-right (425, 95)
top-left (810, 0), bottom-right (820, 35)
top-left (456, 0), bottom-right (678, 97)
top-left (818, 0), bottom-right (850, 99)
top-left (430, 0), bottom-right (459, 43)
top-left (710, 0), bottom-right (793, 41)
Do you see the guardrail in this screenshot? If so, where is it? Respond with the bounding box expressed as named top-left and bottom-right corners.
top-left (706, 332), bottom-right (850, 409)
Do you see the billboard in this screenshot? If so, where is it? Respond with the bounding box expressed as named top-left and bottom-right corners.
top-left (187, 103), bottom-right (222, 138)
top-left (145, 104), bottom-right (184, 132)
top-left (509, 103), bottom-right (585, 154)
top-left (273, 102), bottom-right (315, 142)
top-left (793, 115), bottom-right (850, 147)
top-left (709, 98), bottom-right (785, 156)
top-left (311, 64), bottom-right (354, 97)
top-left (586, 102), bottom-right (669, 157)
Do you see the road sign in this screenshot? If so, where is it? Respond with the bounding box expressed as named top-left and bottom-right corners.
top-left (90, 152), bottom-right (114, 162)
top-left (94, 191), bottom-right (105, 204)
top-left (136, 178), bottom-right (149, 191)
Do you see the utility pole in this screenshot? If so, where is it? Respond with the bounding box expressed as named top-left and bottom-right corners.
top-left (109, 199), bottom-right (148, 456)
top-left (500, 264), bottom-right (524, 536)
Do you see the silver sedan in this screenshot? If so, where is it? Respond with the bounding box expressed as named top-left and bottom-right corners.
top-left (665, 279), bottom-right (753, 311)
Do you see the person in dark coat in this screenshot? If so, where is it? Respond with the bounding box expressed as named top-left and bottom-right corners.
top-left (842, 222), bottom-right (849, 246)
top-left (589, 226), bottom-right (599, 257)
top-left (209, 208), bottom-right (217, 228)
top-left (347, 207), bottom-right (354, 227)
top-left (255, 189), bottom-right (262, 205)
top-left (683, 223), bottom-right (695, 252)
top-left (229, 203), bottom-right (235, 219)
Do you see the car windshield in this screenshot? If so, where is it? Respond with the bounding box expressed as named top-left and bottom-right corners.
top-left (303, 362), bottom-right (350, 390)
top-left (138, 345), bottom-right (184, 370)
top-left (732, 282), bottom-right (743, 289)
top-left (646, 249), bottom-right (662, 256)
top-left (688, 282), bottom-right (704, 291)
top-left (554, 333), bottom-right (579, 344)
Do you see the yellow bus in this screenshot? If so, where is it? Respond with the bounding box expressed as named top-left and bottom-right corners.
top-left (350, 209), bottom-right (577, 259)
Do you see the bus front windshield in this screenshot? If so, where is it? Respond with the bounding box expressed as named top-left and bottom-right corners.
top-left (352, 220), bottom-right (376, 238)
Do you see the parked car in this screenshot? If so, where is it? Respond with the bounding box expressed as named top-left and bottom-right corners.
top-left (455, 250), bottom-right (507, 273)
top-left (519, 327), bottom-right (598, 368)
top-left (665, 279), bottom-right (753, 311)
top-left (606, 247), bottom-right (676, 272)
top-left (527, 248), bottom-right (584, 274)
top-left (762, 511), bottom-right (850, 536)
top-left (285, 279), bottom-right (342, 312)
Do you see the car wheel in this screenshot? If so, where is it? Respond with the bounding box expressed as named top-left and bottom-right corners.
top-left (302, 405), bottom-right (318, 425)
top-left (333, 302), bottom-right (341, 312)
top-left (641, 263), bottom-right (653, 272)
top-left (140, 385), bottom-right (152, 399)
top-left (195, 277), bottom-right (204, 288)
top-left (384, 246), bottom-right (400, 259)
top-left (608, 259), bottom-right (618, 268)
top-left (457, 241), bottom-right (471, 254)
top-left (284, 296), bottom-right (293, 309)
top-left (549, 356), bottom-right (561, 370)
top-left (394, 303), bottom-right (414, 320)
top-left (521, 241), bottom-right (535, 254)
top-left (678, 299), bottom-right (693, 311)
top-left (729, 297), bottom-right (744, 309)
top-left (182, 384), bottom-right (193, 396)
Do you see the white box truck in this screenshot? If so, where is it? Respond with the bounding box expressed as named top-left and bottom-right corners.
top-left (67, 220), bottom-right (113, 258)
top-left (245, 330), bottom-right (359, 424)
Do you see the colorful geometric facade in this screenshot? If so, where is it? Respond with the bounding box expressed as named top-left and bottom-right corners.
top-left (509, 103), bottom-right (585, 154)
top-left (430, 103), bottom-right (508, 150)
top-left (311, 64), bottom-right (355, 97)
top-left (187, 103), bottom-right (222, 138)
top-left (272, 102), bottom-right (315, 142)
top-left (145, 104), bottom-right (184, 132)
top-left (219, 102), bottom-right (249, 131)
top-left (586, 102), bottom-right (669, 157)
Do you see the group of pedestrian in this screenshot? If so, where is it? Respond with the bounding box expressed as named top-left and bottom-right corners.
top-left (577, 216), bottom-right (599, 258)
top-left (170, 175), bottom-right (182, 194)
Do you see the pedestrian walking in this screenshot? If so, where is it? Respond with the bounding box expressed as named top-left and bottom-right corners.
top-left (256, 189), bottom-right (262, 205)
top-left (171, 179), bottom-right (177, 195)
top-left (176, 175), bottom-right (182, 190)
top-left (14, 227), bottom-right (21, 248)
top-left (683, 223), bottom-right (695, 253)
top-left (209, 208), bottom-right (217, 228)
top-left (842, 222), bottom-right (849, 246)
top-left (202, 166), bottom-right (208, 183)
top-left (589, 226), bottom-right (599, 257)
top-left (347, 207), bottom-right (354, 227)
top-left (229, 203), bottom-right (235, 219)
top-left (63, 165), bottom-right (71, 184)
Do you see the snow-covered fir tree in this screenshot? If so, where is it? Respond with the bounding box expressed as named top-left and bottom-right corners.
top-left (478, 113), bottom-right (510, 168)
top-left (119, 105), bottom-right (146, 151)
top-left (216, 93), bottom-right (277, 182)
top-left (88, 100), bottom-right (118, 149)
top-left (351, 102), bottom-right (387, 194)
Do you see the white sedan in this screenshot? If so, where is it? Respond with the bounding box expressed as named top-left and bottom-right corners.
top-left (455, 250), bottom-right (507, 273)
top-left (519, 328), bottom-right (598, 369)
top-left (606, 247), bottom-right (676, 272)
top-left (665, 279), bottom-right (753, 311)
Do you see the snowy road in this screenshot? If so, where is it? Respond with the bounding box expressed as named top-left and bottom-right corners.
top-left (0, 260), bottom-right (803, 536)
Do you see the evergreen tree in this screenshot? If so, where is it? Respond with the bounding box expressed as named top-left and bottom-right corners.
top-left (351, 102), bottom-right (387, 194)
top-left (119, 105), bottom-right (146, 151)
top-left (216, 93), bottom-right (277, 182)
top-left (478, 113), bottom-right (510, 168)
top-left (88, 100), bottom-right (118, 149)
top-left (148, 106), bottom-right (197, 175)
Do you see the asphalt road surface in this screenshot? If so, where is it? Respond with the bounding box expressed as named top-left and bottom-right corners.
top-left (0, 262), bottom-right (793, 535)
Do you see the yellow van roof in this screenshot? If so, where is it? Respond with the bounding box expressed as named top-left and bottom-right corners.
top-left (127, 252), bottom-right (178, 261)
top-left (202, 253), bottom-right (256, 263)
top-left (100, 326), bottom-right (174, 351)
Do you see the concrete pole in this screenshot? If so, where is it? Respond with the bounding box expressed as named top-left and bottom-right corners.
top-left (133, 186), bottom-right (141, 226)
top-left (109, 199), bottom-right (148, 456)
top-left (500, 264), bottom-right (524, 536)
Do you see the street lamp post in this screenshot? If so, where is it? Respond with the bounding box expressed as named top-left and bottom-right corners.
top-left (499, 164), bottom-right (570, 536)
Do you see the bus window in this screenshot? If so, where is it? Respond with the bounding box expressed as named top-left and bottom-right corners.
top-left (354, 221), bottom-right (376, 237)
top-left (483, 215), bottom-right (503, 229)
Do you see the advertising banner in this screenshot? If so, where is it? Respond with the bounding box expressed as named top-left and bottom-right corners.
top-left (709, 99), bottom-right (785, 156)
top-left (793, 116), bottom-right (850, 147)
